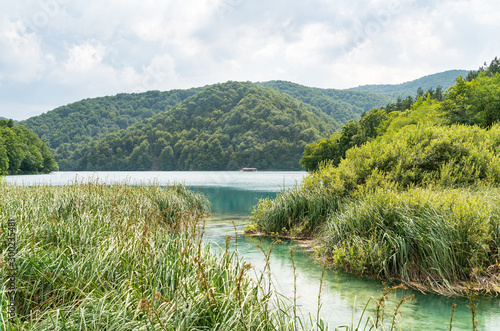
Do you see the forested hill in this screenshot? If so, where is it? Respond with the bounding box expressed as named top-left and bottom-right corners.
top-left (0, 119), bottom-right (58, 174)
top-left (20, 88), bottom-right (202, 150)
top-left (258, 81), bottom-right (392, 124)
top-left (349, 69), bottom-right (469, 97)
top-left (57, 82), bottom-right (338, 171)
top-left (20, 73), bottom-right (460, 172)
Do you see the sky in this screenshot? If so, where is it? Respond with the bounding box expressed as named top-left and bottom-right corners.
top-left (0, 0), bottom-right (499, 120)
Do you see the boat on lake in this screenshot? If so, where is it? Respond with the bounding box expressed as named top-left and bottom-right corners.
top-left (241, 168), bottom-right (257, 172)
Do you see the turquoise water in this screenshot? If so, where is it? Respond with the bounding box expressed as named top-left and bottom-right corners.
top-left (200, 190), bottom-right (500, 331)
top-left (5, 171), bottom-right (500, 330)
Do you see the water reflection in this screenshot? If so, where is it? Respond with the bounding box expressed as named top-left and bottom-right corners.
top-left (190, 186), bottom-right (277, 218)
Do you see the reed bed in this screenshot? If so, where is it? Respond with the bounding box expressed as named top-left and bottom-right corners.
top-left (251, 184), bottom-right (500, 295)
top-left (251, 186), bottom-right (338, 237)
top-left (324, 187), bottom-right (500, 294)
top-left (0, 182), bottom-right (473, 329)
top-left (0, 183), bottom-right (286, 330)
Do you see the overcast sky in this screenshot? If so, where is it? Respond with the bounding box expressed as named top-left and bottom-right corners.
top-left (1, 0), bottom-right (499, 120)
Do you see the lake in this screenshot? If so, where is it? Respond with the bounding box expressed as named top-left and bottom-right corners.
top-left (5, 171), bottom-right (500, 330)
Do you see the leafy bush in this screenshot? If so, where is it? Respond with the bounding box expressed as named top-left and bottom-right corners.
top-left (307, 123), bottom-right (500, 195)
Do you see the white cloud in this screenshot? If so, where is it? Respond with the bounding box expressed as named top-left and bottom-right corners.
top-left (0, 18), bottom-right (53, 82)
top-left (1, 0), bottom-right (500, 120)
top-left (48, 40), bottom-right (144, 100)
top-left (132, 19), bottom-right (167, 42)
top-left (63, 41), bottom-right (106, 74)
top-left (138, 54), bottom-right (179, 92)
top-left (285, 23), bottom-right (345, 65)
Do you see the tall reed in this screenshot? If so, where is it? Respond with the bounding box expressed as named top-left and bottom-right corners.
top-left (251, 186), bottom-right (338, 236)
top-left (0, 183), bottom-right (275, 329)
top-left (323, 187), bottom-right (500, 294)
top-left (0, 183), bottom-right (479, 329)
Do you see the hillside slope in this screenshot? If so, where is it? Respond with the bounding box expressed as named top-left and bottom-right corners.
top-left (258, 81), bottom-right (392, 124)
top-left (60, 82), bottom-right (338, 171)
top-left (20, 88), bottom-right (202, 150)
top-left (349, 69), bottom-right (469, 97)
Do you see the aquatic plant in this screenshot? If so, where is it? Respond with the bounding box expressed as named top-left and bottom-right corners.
top-left (323, 187), bottom-right (500, 295)
top-left (0, 183), bottom-right (485, 329)
top-left (0, 184), bottom-right (272, 329)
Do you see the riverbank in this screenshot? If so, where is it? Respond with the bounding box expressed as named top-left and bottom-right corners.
top-left (0, 183), bottom-right (306, 329)
top-left (2, 180), bottom-right (499, 328)
top-left (250, 185), bottom-right (500, 297)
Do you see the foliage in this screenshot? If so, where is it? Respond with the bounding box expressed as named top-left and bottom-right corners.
top-left (300, 108), bottom-right (390, 171)
top-left (259, 80), bottom-right (392, 124)
top-left (20, 80), bottom-right (399, 171)
top-left (441, 73), bottom-right (500, 127)
top-left (324, 187), bottom-right (500, 294)
top-left (60, 82), bottom-right (338, 171)
top-left (251, 59), bottom-right (500, 293)
top-left (0, 119), bottom-right (58, 174)
top-left (383, 85), bottom-right (444, 113)
top-left (20, 89), bottom-right (202, 151)
top-left (466, 56), bottom-right (500, 81)
top-left (350, 70), bottom-right (468, 98)
top-left (307, 123), bottom-right (500, 195)
top-left (319, 87), bottom-right (392, 113)
top-left (300, 75), bottom-right (492, 173)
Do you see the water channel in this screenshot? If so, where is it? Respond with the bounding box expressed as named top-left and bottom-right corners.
top-left (5, 171), bottom-right (500, 330)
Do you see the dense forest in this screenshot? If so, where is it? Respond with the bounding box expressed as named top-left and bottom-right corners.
top-left (350, 69), bottom-right (469, 98)
top-left (20, 88), bottom-right (202, 150)
top-left (251, 57), bottom-right (500, 294)
top-left (301, 61), bottom-right (500, 172)
top-left (54, 82), bottom-right (338, 171)
top-left (0, 119), bottom-right (58, 174)
top-left (258, 81), bottom-right (391, 124)
top-left (18, 72), bottom-right (463, 172)
top-left (300, 86), bottom-right (447, 172)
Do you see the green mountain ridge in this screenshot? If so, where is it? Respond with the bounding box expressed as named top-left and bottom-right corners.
top-left (18, 70), bottom-right (467, 171)
top-left (349, 69), bottom-right (469, 97)
top-left (56, 81), bottom-right (338, 171)
top-left (257, 80), bottom-right (392, 124)
top-left (20, 88), bottom-right (203, 150)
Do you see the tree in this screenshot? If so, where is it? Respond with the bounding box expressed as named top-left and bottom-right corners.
top-left (435, 85), bottom-right (444, 101)
top-left (0, 120), bottom-right (58, 174)
top-left (0, 144), bottom-right (8, 174)
top-left (466, 56), bottom-right (500, 81)
top-left (416, 87), bottom-right (424, 98)
top-left (128, 140), bottom-right (153, 171)
top-left (159, 146), bottom-right (175, 170)
top-left (442, 73), bottom-right (500, 127)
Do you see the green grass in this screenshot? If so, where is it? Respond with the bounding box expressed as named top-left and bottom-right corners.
top-left (250, 184), bottom-right (500, 295)
top-left (250, 186), bottom-right (339, 237)
top-left (0, 183), bottom-right (280, 330)
top-left (323, 187), bottom-right (500, 295)
top-left (1, 183), bottom-right (477, 329)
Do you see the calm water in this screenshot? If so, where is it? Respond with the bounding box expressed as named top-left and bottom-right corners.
top-left (5, 171), bottom-right (500, 330)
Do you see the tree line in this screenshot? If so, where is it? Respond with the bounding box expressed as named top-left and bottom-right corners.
top-left (56, 82), bottom-right (338, 171)
top-left (300, 57), bottom-right (500, 172)
top-left (0, 119), bottom-right (58, 174)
